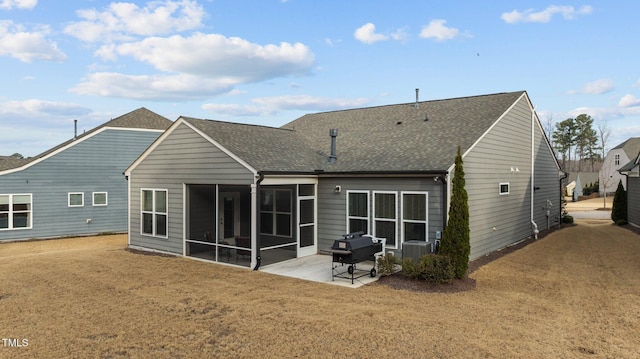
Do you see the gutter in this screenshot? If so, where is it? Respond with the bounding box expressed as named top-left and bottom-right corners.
top-left (253, 172), bottom-right (265, 270)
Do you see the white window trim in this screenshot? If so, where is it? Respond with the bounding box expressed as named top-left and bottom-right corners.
top-left (373, 191), bottom-right (398, 249)
top-left (92, 192), bottom-right (108, 206)
top-left (141, 188), bottom-right (168, 239)
top-left (499, 182), bottom-right (510, 195)
top-left (68, 192), bottom-right (84, 207)
top-left (260, 189), bottom-right (292, 238)
top-left (346, 190), bottom-right (370, 235)
top-left (0, 193), bottom-right (33, 231)
top-left (400, 191), bottom-right (429, 243)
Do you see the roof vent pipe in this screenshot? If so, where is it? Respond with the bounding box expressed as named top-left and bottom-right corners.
top-left (415, 88), bottom-right (419, 108)
top-left (74, 119), bottom-right (78, 140)
top-left (328, 128), bottom-right (338, 164)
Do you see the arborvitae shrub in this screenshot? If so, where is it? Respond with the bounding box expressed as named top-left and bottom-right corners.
top-left (439, 146), bottom-right (470, 279)
top-left (611, 180), bottom-right (627, 224)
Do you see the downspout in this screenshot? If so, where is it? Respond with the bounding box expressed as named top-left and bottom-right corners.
top-left (439, 173), bottom-right (448, 252)
top-left (531, 108), bottom-right (539, 239)
top-left (253, 172), bottom-right (265, 270)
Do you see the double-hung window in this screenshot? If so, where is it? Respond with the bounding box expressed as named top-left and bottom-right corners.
top-left (347, 191), bottom-right (369, 234)
top-left (373, 191), bottom-right (397, 248)
top-left (0, 194), bottom-right (32, 230)
top-left (402, 192), bottom-right (428, 242)
top-left (141, 189), bottom-right (167, 238)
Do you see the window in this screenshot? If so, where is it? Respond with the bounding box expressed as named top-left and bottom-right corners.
top-left (0, 194), bottom-right (32, 230)
top-left (92, 192), bottom-right (108, 206)
top-left (141, 189), bottom-right (167, 238)
top-left (347, 191), bottom-right (369, 234)
top-left (402, 192), bottom-right (428, 242)
top-left (260, 189), bottom-right (291, 237)
top-left (499, 183), bottom-right (510, 195)
top-left (615, 154), bottom-right (620, 166)
top-left (374, 191), bottom-right (397, 248)
top-left (68, 192), bottom-right (84, 207)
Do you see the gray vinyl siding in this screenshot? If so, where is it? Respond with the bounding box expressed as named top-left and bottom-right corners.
top-left (628, 176), bottom-right (640, 227)
top-left (316, 176), bottom-right (444, 251)
top-left (128, 122), bottom-right (254, 254)
top-left (0, 129), bottom-right (162, 241)
top-left (533, 122), bottom-right (562, 231)
top-left (464, 95), bottom-right (534, 260)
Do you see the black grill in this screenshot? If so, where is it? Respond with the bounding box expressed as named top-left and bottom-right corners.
top-left (327, 231), bottom-right (383, 284)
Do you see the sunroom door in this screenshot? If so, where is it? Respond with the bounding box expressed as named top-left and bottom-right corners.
top-left (297, 184), bottom-right (316, 257)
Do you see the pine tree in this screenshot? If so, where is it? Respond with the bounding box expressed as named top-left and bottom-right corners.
top-left (439, 146), bottom-right (470, 279)
top-left (611, 180), bottom-right (627, 224)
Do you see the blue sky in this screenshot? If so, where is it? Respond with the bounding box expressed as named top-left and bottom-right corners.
top-left (1, 0), bottom-right (639, 157)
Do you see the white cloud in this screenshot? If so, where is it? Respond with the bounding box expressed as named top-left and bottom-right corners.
top-left (0, 21), bottom-right (66, 62)
top-left (0, 99), bottom-right (91, 119)
top-left (419, 19), bottom-right (460, 41)
top-left (64, 0), bottom-right (205, 43)
top-left (70, 72), bottom-right (237, 100)
top-left (582, 79), bottom-right (615, 94)
top-left (502, 5), bottom-right (593, 24)
top-left (78, 33), bottom-right (315, 100)
top-left (618, 94), bottom-right (640, 108)
top-left (0, 0), bottom-right (36, 10)
top-left (203, 95), bottom-right (371, 116)
top-left (354, 23), bottom-right (388, 44)
top-left (101, 33), bottom-right (314, 80)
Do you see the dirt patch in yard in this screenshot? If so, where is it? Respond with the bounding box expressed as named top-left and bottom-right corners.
top-left (2, 221), bottom-right (640, 358)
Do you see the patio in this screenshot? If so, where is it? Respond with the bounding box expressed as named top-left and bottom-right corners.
top-left (260, 254), bottom-right (380, 288)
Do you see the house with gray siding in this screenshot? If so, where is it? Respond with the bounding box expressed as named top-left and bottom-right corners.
top-left (619, 152), bottom-right (640, 227)
top-left (125, 91), bottom-right (562, 270)
top-left (0, 108), bottom-right (171, 241)
top-left (599, 137), bottom-right (640, 194)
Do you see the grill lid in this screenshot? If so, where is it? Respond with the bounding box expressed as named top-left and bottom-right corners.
top-left (331, 232), bottom-right (374, 251)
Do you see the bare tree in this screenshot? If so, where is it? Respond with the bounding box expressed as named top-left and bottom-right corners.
top-left (596, 120), bottom-right (612, 208)
top-left (597, 120), bottom-right (611, 160)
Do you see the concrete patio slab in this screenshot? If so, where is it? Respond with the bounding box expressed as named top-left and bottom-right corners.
top-left (260, 254), bottom-right (380, 288)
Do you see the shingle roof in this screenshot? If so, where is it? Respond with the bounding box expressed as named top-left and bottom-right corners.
top-left (567, 172), bottom-right (599, 185)
top-left (611, 137), bottom-right (640, 159)
top-left (181, 91), bottom-right (527, 174)
top-left (282, 91), bottom-right (527, 172)
top-left (0, 108), bottom-right (172, 172)
top-left (182, 117), bottom-right (325, 172)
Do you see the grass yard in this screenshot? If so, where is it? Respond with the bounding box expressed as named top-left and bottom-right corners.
top-left (1, 220), bottom-right (640, 358)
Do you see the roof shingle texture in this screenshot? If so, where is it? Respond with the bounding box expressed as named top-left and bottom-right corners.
top-left (182, 91), bottom-right (526, 173)
top-left (283, 91), bottom-right (526, 172)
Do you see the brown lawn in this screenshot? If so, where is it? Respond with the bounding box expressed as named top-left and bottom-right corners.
top-left (1, 220), bottom-right (640, 358)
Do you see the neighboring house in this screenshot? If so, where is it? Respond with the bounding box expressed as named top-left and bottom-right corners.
top-left (125, 91), bottom-right (562, 269)
top-left (600, 137), bottom-right (640, 194)
top-left (618, 152), bottom-right (640, 227)
top-left (0, 108), bottom-right (172, 241)
top-left (566, 172), bottom-right (599, 199)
